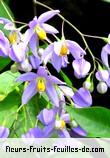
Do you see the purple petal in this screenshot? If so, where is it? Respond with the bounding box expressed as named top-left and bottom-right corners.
top-left (54, 41), bottom-right (62, 56)
top-left (59, 86), bottom-right (74, 98)
top-left (22, 81), bottom-right (37, 104)
top-left (0, 17), bottom-right (11, 24)
top-left (43, 123), bottom-right (54, 137)
top-left (22, 127), bottom-right (44, 138)
top-left (38, 10), bottom-right (60, 23)
top-left (58, 129), bottom-right (70, 138)
top-left (29, 55), bottom-right (41, 69)
top-left (72, 58), bottom-right (91, 78)
top-left (22, 132), bottom-right (34, 138)
top-left (48, 75), bottom-right (65, 84)
top-left (37, 66), bottom-right (48, 78)
top-left (9, 43), bottom-right (26, 62)
top-left (62, 56), bottom-right (68, 67)
top-left (29, 127), bottom-right (44, 138)
top-left (0, 126), bottom-right (9, 138)
top-left (37, 108), bottom-right (55, 125)
top-left (4, 22), bottom-right (16, 30)
top-left (42, 44), bottom-right (53, 65)
top-left (46, 82), bottom-right (59, 107)
top-left (72, 126), bottom-right (87, 137)
top-left (60, 114), bottom-right (70, 123)
top-left (73, 87), bottom-right (92, 107)
top-left (66, 40), bottom-right (86, 59)
top-left (101, 44), bottom-right (110, 68)
top-left (41, 23), bottom-right (58, 34)
top-left (0, 44), bottom-right (9, 57)
top-left (29, 16), bottom-right (38, 28)
top-left (29, 34), bottom-right (39, 57)
top-left (95, 70), bottom-right (109, 82)
top-left (0, 30), bottom-right (10, 57)
top-left (51, 52), bottom-right (62, 72)
top-left (23, 29), bottom-right (34, 48)
top-left (106, 74), bottom-right (110, 87)
top-left (16, 72), bottom-right (37, 82)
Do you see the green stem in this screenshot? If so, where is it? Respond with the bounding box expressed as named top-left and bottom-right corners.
top-left (83, 34), bottom-right (106, 40)
top-left (25, 106), bottom-right (34, 128)
top-left (17, 104), bottom-right (24, 113)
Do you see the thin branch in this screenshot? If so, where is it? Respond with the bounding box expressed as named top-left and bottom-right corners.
top-left (33, 0), bottom-right (37, 16)
top-left (33, 0), bottom-right (96, 73)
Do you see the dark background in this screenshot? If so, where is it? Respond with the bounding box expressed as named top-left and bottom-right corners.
top-left (9, 0), bottom-right (110, 108)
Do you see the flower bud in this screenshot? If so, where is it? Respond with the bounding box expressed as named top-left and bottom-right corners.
top-left (83, 81), bottom-right (93, 92)
top-left (10, 64), bottom-right (18, 73)
top-left (38, 48), bottom-right (44, 57)
top-left (97, 82), bottom-right (108, 94)
top-left (19, 59), bottom-right (32, 72)
top-left (83, 75), bottom-right (94, 92)
top-left (71, 120), bottom-right (78, 128)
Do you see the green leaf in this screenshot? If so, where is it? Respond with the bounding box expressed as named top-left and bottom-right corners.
top-left (0, 57), bottom-right (11, 71)
top-left (13, 103), bottom-right (37, 137)
top-left (0, 0), bottom-right (14, 36)
top-left (4, 0), bottom-right (11, 4)
top-left (0, 71), bottom-right (20, 100)
top-left (101, 0), bottom-right (110, 3)
top-left (0, 91), bottom-right (20, 128)
top-left (60, 70), bottom-right (73, 87)
top-left (0, 0), bottom-right (14, 20)
top-left (67, 106), bottom-right (110, 137)
top-left (12, 92), bottom-right (50, 137)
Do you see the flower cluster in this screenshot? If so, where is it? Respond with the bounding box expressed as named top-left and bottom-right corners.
top-left (0, 9), bottom-right (109, 138)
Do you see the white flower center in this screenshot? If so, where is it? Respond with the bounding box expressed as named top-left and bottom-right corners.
top-left (55, 120), bottom-right (66, 130)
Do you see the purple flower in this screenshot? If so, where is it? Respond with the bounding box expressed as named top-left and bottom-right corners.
top-left (0, 30), bottom-right (10, 57)
top-left (29, 55), bottom-right (41, 69)
top-left (101, 44), bottom-right (110, 68)
top-left (42, 40), bottom-right (86, 72)
top-left (9, 43), bottom-right (26, 62)
top-left (29, 10), bottom-right (59, 38)
top-left (22, 127), bottom-right (46, 138)
top-left (0, 17), bottom-right (15, 29)
top-left (95, 69), bottom-right (110, 88)
top-left (95, 70), bottom-right (109, 82)
top-left (0, 126), bottom-right (9, 138)
top-left (72, 126), bottom-right (87, 137)
top-left (72, 58), bottom-right (91, 79)
top-left (37, 108), bottom-right (56, 125)
top-left (22, 108), bottom-right (88, 138)
top-left (16, 66), bottom-right (64, 106)
top-left (25, 10), bottom-right (59, 57)
top-left (72, 87), bottom-right (92, 107)
top-left (37, 108), bottom-right (71, 138)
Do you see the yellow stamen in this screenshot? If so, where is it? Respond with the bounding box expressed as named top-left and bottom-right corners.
top-left (60, 43), bottom-right (68, 56)
top-left (8, 31), bottom-right (18, 44)
top-left (37, 78), bottom-right (46, 92)
top-left (35, 25), bottom-right (47, 40)
top-left (60, 120), bottom-right (66, 129)
top-left (55, 120), bottom-right (66, 130)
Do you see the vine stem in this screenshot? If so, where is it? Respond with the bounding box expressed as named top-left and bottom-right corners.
top-left (33, 0), bottom-right (37, 16)
top-left (33, 0), bottom-right (96, 73)
top-left (83, 34), bottom-right (106, 40)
